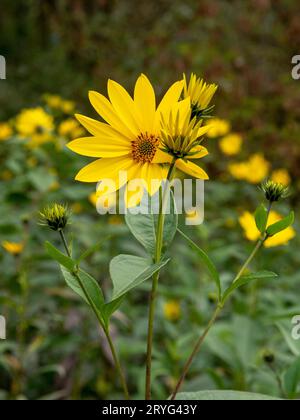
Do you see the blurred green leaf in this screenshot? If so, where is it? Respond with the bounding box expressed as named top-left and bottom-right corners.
top-left (174, 390), bottom-right (281, 400)
top-left (283, 357), bottom-right (300, 399)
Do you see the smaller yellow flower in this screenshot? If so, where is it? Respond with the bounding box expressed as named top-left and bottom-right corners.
top-left (219, 133), bottom-right (243, 156)
top-left (58, 119), bottom-right (85, 139)
top-left (27, 157), bottom-right (38, 167)
top-left (2, 241), bottom-right (24, 255)
top-left (61, 100), bottom-right (75, 114)
top-left (0, 123), bottom-right (13, 141)
top-left (229, 154), bottom-right (270, 184)
top-left (271, 169), bottom-right (291, 186)
top-left (183, 73), bottom-right (217, 118)
top-left (239, 210), bottom-right (296, 248)
top-left (163, 300), bottom-right (181, 321)
top-left (206, 118), bottom-right (231, 138)
top-left (44, 94), bottom-right (63, 109)
top-left (228, 162), bottom-right (249, 180)
top-left (16, 107), bottom-right (54, 146)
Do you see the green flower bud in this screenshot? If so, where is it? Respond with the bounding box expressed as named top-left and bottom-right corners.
top-left (39, 203), bottom-right (70, 231)
top-left (261, 180), bottom-right (289, 203)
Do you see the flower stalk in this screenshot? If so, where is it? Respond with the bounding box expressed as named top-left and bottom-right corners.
top-left (145, 159), bottom-right (177, 400)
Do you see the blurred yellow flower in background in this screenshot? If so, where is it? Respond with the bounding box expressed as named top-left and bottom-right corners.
top-left (16, 107), bottom-right (54, 146)
top-left (163, 300), bottom-right (181, 321)
top-left (89, 191), bottom-right (117, 211)
top-left (0, 122), bottom-right (13, 140)
top-left (239, 210), bottom-right (295, 247)
top-left (71, 202), bottom-right (84, 214)
top-left (44, 94), bottom-right (75, 114)
top-left (58, 119), bottom-right (85, 139)
top-left (271, 169), bottom-right (291, 186)
top-left (0, 170), bottom-right (13, 181)
top-left (2, 241), bottom-right (24, 255)
top-left (229, 154), bottom-right (270, 184)
top-left (219, 133), bottom-right (243, 156)
top-left (206, 118), bottom-right (231, 138)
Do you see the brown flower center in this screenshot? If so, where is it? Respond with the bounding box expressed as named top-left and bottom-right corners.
top-left (131, 133), bottom-right (159, 163)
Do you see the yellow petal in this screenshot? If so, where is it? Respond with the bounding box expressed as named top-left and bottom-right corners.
top-left (188, 146), bottom-right (209, 159)
top-left (155, 80), bottom-right (184, 131)
top-left (152, 149), bottom-right (173, 164)
top-left (107, 79), bottom-right (141, 136)
top-left (134, 74), bottom-right (156, 133)
top-left (75, 114), bottom-right (130, 141)
top-left (176, 159), bottom-right (209, 179)
top-left (89, 91), bottom-right (133, 139)
top-left (141, 163), bottom-right (163, 196)
top-left (96, 163), bottom-right (140, 195)
top-left (75, 156), bottom-right (133, 182)
top-left (67, 137), bottom-right (131, 158)
top-left (124, 178), bottom-right (145, 208)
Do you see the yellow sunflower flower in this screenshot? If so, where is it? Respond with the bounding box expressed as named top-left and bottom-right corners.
top-left (2, 241), bottom-right (24, 255)
top-left (219, 133), bottom-right (242, 156)
top-left (206, 118), bottom-right (231, 138)
top-left (67, 74), bottom-right (184, 205)
top-left (239, 210), bottom-right (296, 248)
top-left (16, 107), bottom-right (54, 146)
top-left (0, 122), bottom-right (13, 141)
top-left (183, 73), bottom-right (217, 118)
top-left (271, 169), bottom-right (291, 186)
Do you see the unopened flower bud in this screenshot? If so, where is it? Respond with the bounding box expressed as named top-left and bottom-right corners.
top-left (39, 203), bottom-right (70, 231)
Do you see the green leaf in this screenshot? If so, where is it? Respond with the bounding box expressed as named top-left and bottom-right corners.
top-left (76, 238), bottom-right (110, 264)
top-left (222, 271), bottom-right (277, 303)
top-left (266, 211), bottom-right (294, 237)
top-left (125, 190), bottom-right (178, 256)
top-left (110, 254), bottom-right (170, 300)
top-left (61, 267), bottom-right (105, 321)
top-left (102, 296), bottom-right (124, 328)
top-left (283, 357), bottom-right (300, 399)
top-left (174, 390), bottom-right (281, 400)
top-left (276, 321), bottom-right (300, 357)
top-left (255, 204), bottom-right (268, 233)
top-left (45, 241), bottom-right (76, 272)
top-left (177, 228), bottom-right (221, 300)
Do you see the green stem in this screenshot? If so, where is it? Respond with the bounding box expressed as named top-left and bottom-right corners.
top-left (105, 328), bottom-right (130, 400)
top-left (170, 305), bottom-right (221, 400)
top-left (170, 203), bottom-right (273, 400)
top-left (59, 229), bottom-right (130, 399)
top-left (145, 159), bottom-right (177, 400)
top-left (59, 229), bottom-right (71, 257)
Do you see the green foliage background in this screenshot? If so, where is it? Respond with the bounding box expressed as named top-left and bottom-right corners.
top-left (0, 0), bottom-right (300, 400)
